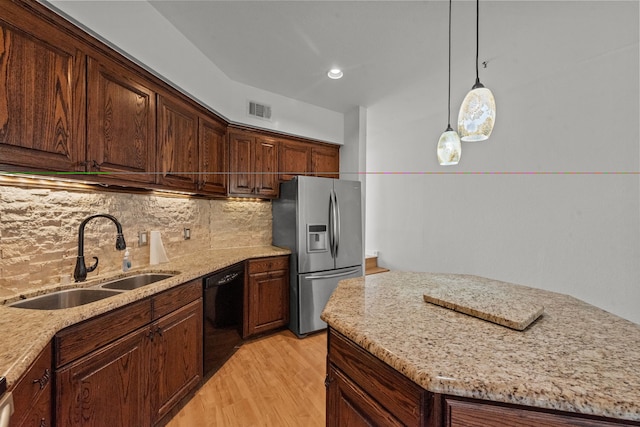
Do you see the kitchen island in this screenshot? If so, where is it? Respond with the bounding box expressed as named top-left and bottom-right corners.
top-left (321, 271), bottom-right (640, 426)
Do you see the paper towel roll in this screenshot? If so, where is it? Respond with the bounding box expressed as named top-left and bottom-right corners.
top-left (149, 231), bottom-right (169, 265)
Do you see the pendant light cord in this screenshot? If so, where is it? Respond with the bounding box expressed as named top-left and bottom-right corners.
top-left (447, 0), bottom-right (452, 129)
top-left (475, 0), bottom-right (480, 85)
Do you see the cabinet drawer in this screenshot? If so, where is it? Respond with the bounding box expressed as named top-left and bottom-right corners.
top-left (55, 299), bottom-right (152, 367)
top-left (446, 398), bottom-right (637, 427)
top-left (10, 343), bottom-right (52, 427)
top-left (248, 256), bottom-right (289, 274)
top-left (328, 329), bottom-right (425, 427)
top-left (328, 365), bottom-right (404, 427)
top-left (152, 279), bottom-right (201, 319)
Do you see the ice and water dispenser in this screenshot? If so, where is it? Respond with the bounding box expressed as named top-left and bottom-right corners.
top-left (307, 224), bottom-right (328, 253)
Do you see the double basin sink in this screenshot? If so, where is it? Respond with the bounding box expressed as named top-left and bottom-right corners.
top-left (9, 273), bottom-right (175, 310)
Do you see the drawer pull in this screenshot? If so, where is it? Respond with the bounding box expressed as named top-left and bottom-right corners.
top-left (32, 368), bottom-right (51, 390)
top-left (324, 374), bottom-right (333, 388)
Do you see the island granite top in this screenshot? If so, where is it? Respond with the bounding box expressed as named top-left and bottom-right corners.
top-left (321, 271), bottom-right (640, 422)
top-left (0, 245), bottom-right (290, 390)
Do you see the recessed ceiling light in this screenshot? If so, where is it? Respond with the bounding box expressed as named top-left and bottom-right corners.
top-left (327, 68), bottom-right (343, 79)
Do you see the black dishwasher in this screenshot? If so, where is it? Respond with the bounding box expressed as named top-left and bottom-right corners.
top-left (203, 262), bottom-right (245, 377)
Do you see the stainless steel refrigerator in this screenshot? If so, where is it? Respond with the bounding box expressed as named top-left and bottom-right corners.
top-left (273, 176), bottom-right (363, 337)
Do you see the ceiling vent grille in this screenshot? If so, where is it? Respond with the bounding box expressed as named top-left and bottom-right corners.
top-left (247, 100), bottom-right (272, 121)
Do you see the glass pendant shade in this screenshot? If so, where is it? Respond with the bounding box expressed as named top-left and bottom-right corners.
top-left (458, 82), bottom-right (496, 142)
top-left (437, 127), bottom-right (461, 165)
top-left (436, 0), bottom-right (460, 166)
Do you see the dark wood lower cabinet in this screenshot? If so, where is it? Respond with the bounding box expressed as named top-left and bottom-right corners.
top-left (244, 256), bottom-right (289, 338)
top-left (327, 328), bottom-right (428, 427)
top-left (445, 398), bottom-right (640, 427)
top-left (54, 281), bottom-right (203, 427)
top-left (56, 328), bottom-right (151, 427)
top-left (327, 328), bottom-right (640, 427)
top-left (151, 300), bottom-right (202, 424)
top-left (9, 343), bottom-right (53, 427)
top-left (327, 365), bottom-right (404, 427)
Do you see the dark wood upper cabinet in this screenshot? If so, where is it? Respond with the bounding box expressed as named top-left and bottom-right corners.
top-left (87, 55), bottom-right (156, 183)
top-left (229, 130), bottom-right (279, 198)
top-left (279, 138), bottom-right (341, 182)
top-left (254, 137), bottom-right (279, 197)
top-left (0, 1), bottom-right (340, 194)
top-left (279, 139), bottom-right (311, 181)
top-left (312, 145), bottom-right (340, 179)
top-left (0, 5), bottom-right (85, 172)
top-left (198, 117), bottom-right (228, 195)
top-left (228, 131), bottom-right (254, 195)
top-left (157, 94), bottom-right (198, 191)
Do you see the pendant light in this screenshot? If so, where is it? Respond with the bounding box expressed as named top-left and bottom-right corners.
top-left (437, 0), bottom-right (461, 166)
top-left (458, 0), bottom-right (496, 142)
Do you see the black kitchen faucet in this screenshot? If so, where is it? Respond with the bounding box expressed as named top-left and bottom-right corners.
top-left (74, 214), bottom-right (126, 282)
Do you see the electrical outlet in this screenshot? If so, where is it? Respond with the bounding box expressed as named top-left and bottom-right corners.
top-left (183, 228), bottom-right (191, 240)
top-left (138, 231), bottom-right (148, 246)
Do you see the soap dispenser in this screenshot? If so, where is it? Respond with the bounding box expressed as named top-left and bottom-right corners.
top-left (122, 247), bottom-right (131, 272)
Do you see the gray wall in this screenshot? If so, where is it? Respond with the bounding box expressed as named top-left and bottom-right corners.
top-left (366, 1), bottom-right (640, 324)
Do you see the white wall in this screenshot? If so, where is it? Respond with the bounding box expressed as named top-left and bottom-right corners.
top-left (46, 0), bottom-right (344, 145)
top-left (342, 106), bottom-right (368, 262)
top-left (366, 1), bottom-right (640, 324)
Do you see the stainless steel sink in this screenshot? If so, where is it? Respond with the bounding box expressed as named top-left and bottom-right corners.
top-left (9, 289), bottom-right (122, 310)
top-left (98, 273), bottom-right (174, 291)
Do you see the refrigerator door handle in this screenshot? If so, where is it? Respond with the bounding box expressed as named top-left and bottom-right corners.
top-left (328, 191), bottom-right (335, 258)
top-left (330, 189), bottom-right (339, 259)
top-left (303, 267), bottom-right (361, 280)
top-left (334, 190), bottom-right (341, 259)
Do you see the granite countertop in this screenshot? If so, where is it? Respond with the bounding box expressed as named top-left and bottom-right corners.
top-left (0, 245), bottom-right (289, 390)
top-left (321, 271), bottom-right (640, 422)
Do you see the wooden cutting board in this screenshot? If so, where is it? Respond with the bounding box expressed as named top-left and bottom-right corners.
top-left (423, 275), bottom-right (545, 331)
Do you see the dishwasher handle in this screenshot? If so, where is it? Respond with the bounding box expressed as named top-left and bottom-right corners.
top-left (0, 392), bottom-right (13, 427)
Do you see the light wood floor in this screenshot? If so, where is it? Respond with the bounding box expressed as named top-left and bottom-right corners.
top-left (167, 330), bottom-right (327, 427)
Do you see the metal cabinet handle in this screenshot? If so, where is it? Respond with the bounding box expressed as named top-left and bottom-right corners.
top-left (32, 369), bottom-right (50, 390)
top-left (147, 326), bottom-right (163, 341)
top-left (324, 374), bottom-right (333, 388)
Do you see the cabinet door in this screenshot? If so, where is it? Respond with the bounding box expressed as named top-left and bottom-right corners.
top-left (87, 56), bottom-right (156, 183)
top-left (151, 299), bottom-right (203, 424)
top-left (279, 140), bottom-right (311, 181)
top-left (228, 132), bottom-right (255, 195)
top-left (254, 137), bottom-right (279, 197)
top-left (0, 13), bottom-right (85, 172)
top-left (56, 328), bottom-right (151, 427)
top-left (247, 270), bottom-right (289, 336)
top-left (9, 343), bottom-right (52, 427)
top-left (327, 365), bottom-right (404, 427)
top-left (328, 329), bottom-right (426, 426)
top-left (198, 117), bottom-right (228, 195)
top-left (245, 256), bottom-right (289, 338)
top-left (157, 94), bottom-right (198, 191)
top-left (311, 145), bottom-right (340, 179)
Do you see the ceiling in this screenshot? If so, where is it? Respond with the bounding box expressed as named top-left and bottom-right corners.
top-left (148, 1), bottom-right (450, 114)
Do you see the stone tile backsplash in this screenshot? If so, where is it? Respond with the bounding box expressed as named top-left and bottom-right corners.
top-left (0, 185), bottom-right (272, 296)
